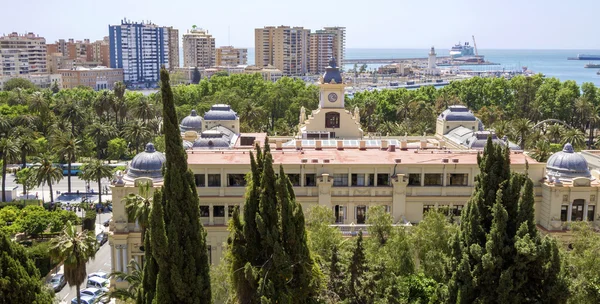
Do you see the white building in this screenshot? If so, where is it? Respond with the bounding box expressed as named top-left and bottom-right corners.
top-left (183, 28), bottom-right (216, 68)
top-left (0, 74), bottom-right (61, 90)
top-left (0, 32), bottom-right (47, 76)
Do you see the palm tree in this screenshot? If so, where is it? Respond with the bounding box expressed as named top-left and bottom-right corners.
top-left (530, 140), bottom-right (553, 162)
top-left (131, 96), bottom-right (155, 123)
top-left (94, 90), bottom-right (114, 122)
top-left (562, 128), bottom-right (586, 149)
top-left (102, 259), bottom-right (143, 303)
top-left (86, 122), bottom-right (117, 159)
top-left (547, 124), bottom-right (565, 144)
top-left (122, 120), bottom-right (152, 154)
top-left (31, 153), bottom-right (63, 202)
top-left (112, 82), bottom-right (127, 126)
top-left (28, 91), bottom-right (49, 115)
top-left (511, 118), bottom-right (533, 150)
top-left (50, 221), bottom-right (97, 304)
top-left (0, 137), bottom-right (20, 202)
top-left (53, 133), bottom-right (81, 193)
top-left (80, 159), bottom-right (113, 204)
top-left (587, 105), bottom-right (600, 149)
top-left (492, 120), bottom-right (510, 139)
top-left (124, 181), bottom-right (153, 245)
top-left (60, 100), bottom-right (86, 137)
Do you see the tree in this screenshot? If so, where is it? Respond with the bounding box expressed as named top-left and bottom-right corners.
top-left (107, 137), bottom-right (128, 160)
top-left (53, 132), bottom-right (81, 193)
top-left (80, 159), bottom-right (113, 204)
top-left (59, 100), bottom-right (86, 137)
top-left (366, 205), bottom-right (394, 246)
top-left (31, 153), bottom-right (63, 202)
top-left (305, 205), bottom-right (342, 262)
top-left (0, 137), bottom-right (20, 202)
top-left (14, 168), bottom-right (36, 198)
top-left (122, 120), bottom-right (152, 154)
top-left (86, 122), bottom-right (117, 159)
top-left (131, 97), bottom-right (155, 123)
top-left (50, 221), bottom-right (97, 304)
top-left (346, 230), bottom-right (369, 303)
top-left (0, 231), bottom-right (54, 303)
top-left (562, 128), bottom-right (586, 149)
top-left (51, 81), bottom-right (60, 94)
top-left (192, 67), bottom-right (201, 84)
top-left (103, 259), bottom-right (143, 303)
top-left (124, 181), bottom-right (152, 248)
top-left (144, 68), bottom-right (211, 303)
top-left (530, 139), bottom-right (552, 162)
top-left (567, 222), bottom-right (600, 303)
top-left (3, 77), bottom-right (36, 91)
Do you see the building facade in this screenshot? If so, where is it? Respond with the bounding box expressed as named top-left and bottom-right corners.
top-left (47, 37), bottom-right (110, 71)
top-left (321, 26), bottom-right (346, 70)
top-left (167, 28), bottom-right (179, 70)
top-left (255, 26), bottom-right (310, 75)
top-left (216, 46), bottom-right (247, 66)
top-left (58, 66), bottom-right (123, 90)
top-left (0, 32), bottom-right (47, 76)
top-left (109, 20), bottom-right (176, 88)
top-left (0, 73), bottom-right (61, 90)
top-left (308, 30), bottom-right (335, 74)
top-left (183, 28), bottom-right (215, 68)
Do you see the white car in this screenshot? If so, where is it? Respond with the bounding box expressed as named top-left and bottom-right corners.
top-left (87, 272), bottom-right (109, 280)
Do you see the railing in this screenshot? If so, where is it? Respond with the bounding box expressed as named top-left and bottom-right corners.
top-left (331, 223), bottom-right (412, 236)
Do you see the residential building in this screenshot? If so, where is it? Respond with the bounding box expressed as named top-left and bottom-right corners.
top-left (0, 73), bottom-right (61, 90)
top-left (308, 30), bottom-right (335, 74)
top-left (110, 60), bottom-right (600, 273)
top-left (321, 26), bottom-right (346, 68)
top-left (46, 37), bottom-right (110, 71)
top-left (88, 37), bottom-right (111, 67)
top-left (244, 65), bottom-right (283, 82)
top-left (215, 46), bottom-right (247, 66)
top-left (0, 32), bottom-right (47, 76)
top-left (167, 28), bottom-right (179, 69)
top-left (109, 19), bottom-right (176, 88)
top-left (255, 26), bottom-right (310, 75)
top-left (183, 28), bottom-right (215, 68)
top-left (58, 66), bottom-right (123, 90)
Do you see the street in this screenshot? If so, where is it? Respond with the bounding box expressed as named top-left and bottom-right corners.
top-left (2, 173), bottom-right (112, 203)
top-left (54, 213), bottom-right (113, 303)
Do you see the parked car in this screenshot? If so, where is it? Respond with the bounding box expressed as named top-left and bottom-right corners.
top-left (71, 294), bottom-right (96, 304)
top-left (87, 271), bottom-right (109, 280)
top-left (96, 233), bottom-right (108, 246)
top-left (103, 218), bottom-right (110, 227)
top-left (86, 277), bottom-right (110, 291)
top-left (47, 273), bottom-right (66, 292)
top-left (81, 287), bottom-right (108, 303)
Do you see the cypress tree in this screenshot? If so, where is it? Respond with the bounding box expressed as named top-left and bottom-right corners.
top-left (328, 245), bottom-right (344, 300)
top-left (346, 230), bottom-right (368, 303)
top-left (145, 68), bottom-right (211, 303)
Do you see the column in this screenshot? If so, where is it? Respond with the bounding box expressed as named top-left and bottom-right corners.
top-left (209, 203), bottom-right (214, 225)
top-left (584, 201), bottom-right (589, 221)
top-left (567, 201), bottom-right (573, 222)
top-left (348, 202), bottom-right (355, 224)
top-left (374, 168), bottom-right (378, 186)
top-left (300, 166), bottom-right (305, 187)
top-left (115, 246), bottom-right (121, 272)
top-left (122, 245), bottom-right (128, 273)
top-left (224, 203), bottom-right (229, 224)
top-left (420, 168), bottom-right (425, 187)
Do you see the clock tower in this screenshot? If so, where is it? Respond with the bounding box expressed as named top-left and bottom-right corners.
top-left (319, 57), bottom-right (345, 109)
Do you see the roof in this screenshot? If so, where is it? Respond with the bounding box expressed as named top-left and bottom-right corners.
top-left (438, 105), bottom-right (477, 122)
top-left (546, 143), bottom-right (591, 181)
top-left (204, 104), bottom-right (238, 121)
top-left (180, 110), bottom-right (203, 132)
top-left (322, 57), bottom-right (343, 84)
top-left (125, 143), bottom-right (165, 181)
top-left (187, 147), bottom-right (538, 166)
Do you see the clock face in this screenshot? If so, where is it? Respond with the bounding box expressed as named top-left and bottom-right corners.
top-left (328, 93), bottom-right (338, 102)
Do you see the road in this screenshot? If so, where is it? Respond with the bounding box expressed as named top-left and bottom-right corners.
top-left (2, 173), bottom-right (112, 203)
top-left (54, 216), bottom-right (113, 303)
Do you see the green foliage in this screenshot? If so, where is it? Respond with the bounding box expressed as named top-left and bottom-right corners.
top-left (567, 222), bottom-right (600, 303)
top-left (107, 137), bottom-right (128, 160)
top-left (3, 78), bottom-right (37, 91)
top-left (192, 67), bottom-right (201, 84)
top-left (0, 231), bottom-right (54, 303)
top-left (144, 68), bottom-right (211, 304)
top-left (26, 241), bottom-right (59, 277)
top-left (305, 205), bottom-right (342, 263)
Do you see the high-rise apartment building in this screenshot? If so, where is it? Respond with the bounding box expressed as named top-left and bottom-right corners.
top-left (88, 37), bottom-right (111, 67)
top-left (322, 26), bottom-right (346, 68)
top-left (0, 32), bottom-right (47, 76)
top-left (216, 46), bottom-right (247, 66)
top-left (109, 19), bottom-right (177, 88)
top-left (47, 37), bottom-right (110, 71)
top-left (308, 30), bottom-right (335, 74)
top-left (183, 28), bottom-right (215, 68)
top-left (255, 26), bottom-right (310, 75)
top-left (167, 28), bottom-right (179, 69)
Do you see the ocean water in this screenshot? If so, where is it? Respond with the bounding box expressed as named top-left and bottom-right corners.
top-left (245, 48), bottom-right (600, 86)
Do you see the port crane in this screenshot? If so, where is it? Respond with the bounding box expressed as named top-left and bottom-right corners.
top-left (472, 35), bottom-right (482, 63)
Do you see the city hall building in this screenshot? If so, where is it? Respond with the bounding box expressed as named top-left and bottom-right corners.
top-left (108, 59), bottom-right (600, 286)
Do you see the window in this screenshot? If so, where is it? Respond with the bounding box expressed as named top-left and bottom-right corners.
top-left (423, 204), bottom-right (435, 214)
top-left (208, 174), bottom-right (221, 187)
top-left (424, 174), bottom-right (442, 186)
top-left (200, 206), bottom-right (209, 217)
top-left (287, 174), bottom-right (300, 186)
top-left (368, 174), bottom-right (375, 186)
top-left (227, 174), bottom-right (246, 187)
top-left (448, 174), bottom-right (468, 186)
top-left (213, 206), bottom-right (225, 217)
top-left (452, 205), bottom-right (463, 216)
top-left (305, 174), bottom-right (316, 186)
top-left (352, 174), bottom-right (365, 186)
top-left (408, 174), bottom-right (421, 186)
top-left (333, 174), bottom-right (349, 186)
top-left (194, 174), bottom-right (205, 187)
top-left (560, 205), bottom-right (568, 221)
top-left (588, 205), bottom-right (595, 221)
top-left (377, 174), bottom-right (390, 186)
top-left (572, 199), bottom-right (585, 221)
top-left (325, 112), bottom-right (340, 128)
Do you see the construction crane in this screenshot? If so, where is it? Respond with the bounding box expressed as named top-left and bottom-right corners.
top-left (472, 35), bottom-right (482, 63)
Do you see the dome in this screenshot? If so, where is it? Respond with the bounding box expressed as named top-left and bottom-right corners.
top-left (322, 57), bottom-right (343, 84)
top-left (546, 143), bottom-right (591, 181)
top-left (193, 138), bottom-right (230, 148)
top-left (180, 110), bottom-right (203, 132)
top-left (183, 140), bottom-right (193, 150)
top-left (125, 143), bottom-right (166, 181)
top-left (204, 104), bottom-right (238, 121)
top-left (438, 105), bottom-right (477, 122)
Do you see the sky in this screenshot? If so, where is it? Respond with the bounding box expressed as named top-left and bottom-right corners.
top-left (2, 0), bottom-right (599, 50)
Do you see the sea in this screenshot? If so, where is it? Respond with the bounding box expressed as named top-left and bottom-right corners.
top-left (242, 48), bottom-right (600, 86)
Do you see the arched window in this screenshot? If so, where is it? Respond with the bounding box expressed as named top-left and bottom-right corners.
top-left (325, 112), bottom-right (340, 128)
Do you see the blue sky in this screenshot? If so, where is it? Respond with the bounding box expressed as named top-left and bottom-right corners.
top-left (2, 0), bottom-right (598, 49)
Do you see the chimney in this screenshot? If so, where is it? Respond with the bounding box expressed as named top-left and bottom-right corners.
top-left (381, 140), bottom-right (388, 150)
top-left (442, 158), bottom-right (449, 163)
top-left (452, 159), bottom-right (459, 163)
top-left (420, 139), bottom-right (427, 149)
top-left (295, 140), bottom-right (302, 150)
top-left (388, 144), bottom-right (396, 152)
top-left (275, 140), bottom-right (282, 150)
top-left (400, 139), bottom-right (407, 150)
top-left (337, 140), bottom-right (343, 150)
top-left (315, 140), bottom-right (322, 150)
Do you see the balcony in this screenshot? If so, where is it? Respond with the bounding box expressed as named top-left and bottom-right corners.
top-left (332, 223), bottom-right (412, 237)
